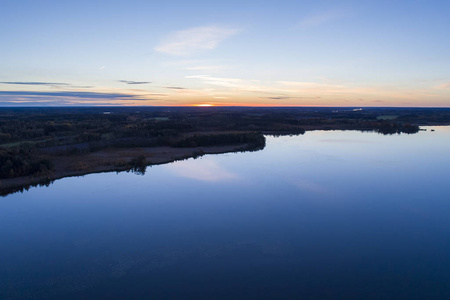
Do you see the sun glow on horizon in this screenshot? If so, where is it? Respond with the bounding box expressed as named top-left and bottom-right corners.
top-left (195, 104), bottom-right (214, 107)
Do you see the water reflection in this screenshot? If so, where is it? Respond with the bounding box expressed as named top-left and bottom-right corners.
top-left (0, 127), bottom-right (449, 299)
top-left (293, 179), bottom-right (330, 195)
top-left (166, 158), bottom-right (239, 182)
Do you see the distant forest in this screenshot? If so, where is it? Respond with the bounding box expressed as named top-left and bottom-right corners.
top-left (1, 106), bottom-right (449, 181)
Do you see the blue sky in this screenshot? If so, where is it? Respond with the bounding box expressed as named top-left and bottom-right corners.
top-left (1, 0), bottom-right (449, 106)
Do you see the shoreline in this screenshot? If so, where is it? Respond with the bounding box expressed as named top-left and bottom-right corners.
top-left (0, 125), bottom-right (443, 197)
top-left (2, 104), bottom-right (449, 197)
top-left (0, 144), bottom-right (252, 196)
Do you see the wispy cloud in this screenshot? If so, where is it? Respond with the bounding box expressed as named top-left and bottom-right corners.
top-left (118, 80), bottom-right (151, 85)
top-left (0, 91), bottom-right (149, 101)
top-left (278, 81), bottom-right (343, 89)
top-left (185, 75), bottom-right (287, 97)
top-left (70, 85), bottom-right (95, 89)
top-left (184, 75), bottom-right (398, 104)
top-left (276, 81), bottom-right (375, 94)
top-left (0, 81), bottom-right (94, 89)
top-left (186, 75), bottom-right (248, 89)
top-left (298, 9), bottom-right (350, 28)
top-left (155, 25), bottom-right (239, 56)
top-left (0, 81), bottom-right (69, 86)
top-left (435, 82), bottom-right (450, 90)
top-left (186, 75), bottom-right (416, 104)
top-left (165, 86), bottom-right (187, 90)
top-left (186, 75), bottom-right (288, 95)
top-left (262, 96), bottom-right (292, 100)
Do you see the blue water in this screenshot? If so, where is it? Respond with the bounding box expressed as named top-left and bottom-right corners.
top-left (1, 127), bottom-right (450, 299)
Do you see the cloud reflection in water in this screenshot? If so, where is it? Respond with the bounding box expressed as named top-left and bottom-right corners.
top-left (166, 158), bottom-right (238, 182)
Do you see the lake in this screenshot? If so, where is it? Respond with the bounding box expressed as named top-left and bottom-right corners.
top-left (1, 127), bottom-right (450, 299)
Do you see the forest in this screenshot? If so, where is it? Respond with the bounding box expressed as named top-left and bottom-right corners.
top-left (1, 106), bottom-right (449, 194)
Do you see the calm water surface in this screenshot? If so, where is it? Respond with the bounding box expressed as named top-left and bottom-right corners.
top-left (1, 127), bottom-right (450, 299)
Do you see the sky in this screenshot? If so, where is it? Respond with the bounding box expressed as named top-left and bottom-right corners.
top-left (1, 0), bottom-right (449, 107)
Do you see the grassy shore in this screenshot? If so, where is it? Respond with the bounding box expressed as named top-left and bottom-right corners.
top-left (0, 143), bottom-right (255, 196)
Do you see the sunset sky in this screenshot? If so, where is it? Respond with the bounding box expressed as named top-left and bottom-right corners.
top-left (1, 0), bottom-right (449, 107)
